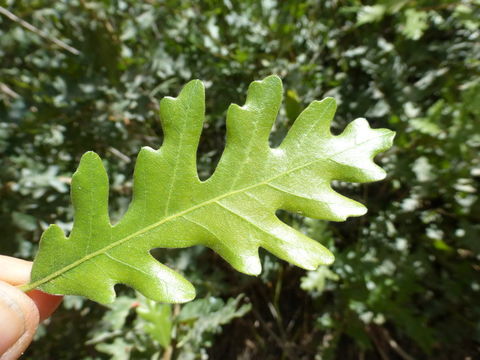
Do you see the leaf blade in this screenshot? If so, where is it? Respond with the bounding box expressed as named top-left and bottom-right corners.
top-left (27, 76), bottom-right (394, 303)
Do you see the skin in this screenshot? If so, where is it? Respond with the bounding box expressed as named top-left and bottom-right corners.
top-left (0, 255), bottom-right (62, 360)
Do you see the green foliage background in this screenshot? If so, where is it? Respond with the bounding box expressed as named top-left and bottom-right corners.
top-left (0, 0), bottom-right (479, 359)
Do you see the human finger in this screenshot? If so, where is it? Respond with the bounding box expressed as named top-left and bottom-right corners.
top-left (0, 256), bottom-right (63, 321)
top-left (0, 281), bottom-right (39, 360)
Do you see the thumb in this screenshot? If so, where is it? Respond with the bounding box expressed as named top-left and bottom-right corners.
top-left (0, 282), bottom-right (39, 360)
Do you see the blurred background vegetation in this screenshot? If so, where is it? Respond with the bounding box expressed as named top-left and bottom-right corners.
top-left (1, 0), bottom-right (479, 359)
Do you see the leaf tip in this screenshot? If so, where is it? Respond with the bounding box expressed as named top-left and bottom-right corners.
top-left (262, 74), bottom-right (282, 84)
top-left (38, 223), bottom-right (66, 245)
top-left (317, 97), bottom-right (338, 119)
top-left (252, 74), bottom-right (283, 93)
top-left (160, 79), bottom-right (205, 107)
top-left (230, 252), bottom-right (262, 276)
top-left (75, 151), bottom-right (104, 176)
top-left (303, 246), bottom-right (335, 269)
top-left (46, 222), bottom-right (65, 235)
top-left (347, 201), bottom-right (368, 218)
top-left (170, 281), bottom-right (197, 303)
top-left (80, 150), bottom-right (101, 163)
top-left (320, 96), bottom-right (337, 106)
top-left (385, 129), bottom-right (396, 147)
top-left (372, 128), bottom-right (395, 175)
top-left (181, 78), bottom-right (205, 97)
top-left (319, 249), bottom-right (335, 266)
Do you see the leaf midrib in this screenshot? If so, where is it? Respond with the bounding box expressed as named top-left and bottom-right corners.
top-left (20, 133), bottom-right (390, 292)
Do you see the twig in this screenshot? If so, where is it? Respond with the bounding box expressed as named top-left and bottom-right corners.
top-left (0, 6), bottom-right (80, 55)
top-left (0, 82), bottom-right (19, 99)
top-left (251, 307), bottom-right (296, 360)
top-left (379, 327), bottom-right (415, 360)
top-left (366, 325), bottom-right (390, 360)
top-left (161, 346), bottom-right (173, 360)
top-left (108, 146), bottom-right (131, 163)
top-left (161, 304), bottom-right (180, 360)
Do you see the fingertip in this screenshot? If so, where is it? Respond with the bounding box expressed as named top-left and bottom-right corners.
top-left (0, 256), bottom-right (32, 286)
top-left (0, 256), bottom-right (63, 322)
top-left (0, 282), bottom-right (39, 360)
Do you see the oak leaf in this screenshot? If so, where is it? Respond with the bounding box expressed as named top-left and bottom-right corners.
top-left (23, 76), bottom-right (394, 304)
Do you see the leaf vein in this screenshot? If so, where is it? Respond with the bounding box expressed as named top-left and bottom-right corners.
top-left (21, 133), bottom-right (390, 292)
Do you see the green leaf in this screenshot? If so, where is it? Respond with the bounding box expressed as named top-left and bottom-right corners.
top-left (176, 295), bottom-right (251, 349)
top-left (95, 338), bottom-right (132, 360)
top-left (357, 5), bottom-right (386, 25)
top-left (87, 296), bottom-right (137, 345)
top-left (12, 211), bottom-right (37, 231)
top-left (136, 300), bottom-right (172, 348)
top-left (301, 265), bottom-right (339, 294)
top-left (401, 9), bottom-right (428, 40)
top-left (24, 75), bottom-right (394, 304)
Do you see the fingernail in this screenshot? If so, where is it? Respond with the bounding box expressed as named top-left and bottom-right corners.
top-left (0, 294), bottom-right (25, 353)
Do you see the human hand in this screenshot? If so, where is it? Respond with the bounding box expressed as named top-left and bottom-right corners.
top-left (0, 255), bottom-right (63, 360)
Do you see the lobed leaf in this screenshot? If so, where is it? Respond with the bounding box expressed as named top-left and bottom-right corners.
top-left (24, 76), bottom-right (394, 304)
